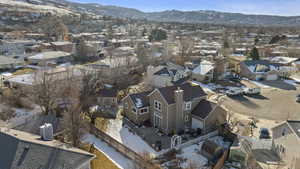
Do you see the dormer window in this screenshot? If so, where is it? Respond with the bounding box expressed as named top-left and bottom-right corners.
top-left (132, 107), bottom-right (137, 114)
top-left (185, 102), bottom-right (192, 110)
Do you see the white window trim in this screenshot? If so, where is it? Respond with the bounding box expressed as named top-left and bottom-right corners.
top-left (139, 107), bottom-right (149, 114)
top-left (154, 100), bottom-right (162, 111)
top-left (185, 114), bottom-right (189, 122)
top-left (185, 101), bottom-right (192, 110)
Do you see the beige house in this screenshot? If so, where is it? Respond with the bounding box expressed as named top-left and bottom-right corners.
top-left (97, 88), bottom-right (118, 108)
top-left (122, 82), bottom-right (227, 134)
top-left (272, 121), bottom-right (300, 169)
top-left (239, 60), bottom-right (281, 81)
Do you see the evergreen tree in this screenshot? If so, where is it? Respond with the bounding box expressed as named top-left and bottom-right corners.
top-left (249, 47), bottom-right (260, 60)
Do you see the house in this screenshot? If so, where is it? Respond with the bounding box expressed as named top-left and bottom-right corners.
top-left (97, 88), bottom-right (118, 107)
top-left (272, 120), bottom-right (300, 168)
top-left (239, 60), bottom-right (281, 81)
top-left (122, 82), bottom-right (227, 134)
top-left (191, 60), bottom-right (215, 82)
top-left (146, 62), bottom-right (190, 88)
top-left (0, 128), bottom-right (94, 169)
top-left (27, 51), bottom-right (72, 66)
top-left (0, 55), bottom-right (23, 70)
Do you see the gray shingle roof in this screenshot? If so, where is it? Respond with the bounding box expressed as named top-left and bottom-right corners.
top-left (158, 82), bottom-right (207, 104)
top-left (191, 100), bottom-right (218, 119)
top-left (0, 129), bottom-right (94, 169)
top-left (287, 120), bottom-right (300, 138)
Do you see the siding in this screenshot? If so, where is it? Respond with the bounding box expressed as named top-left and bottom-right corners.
top-left (272, 124), bottom-right (300, 166)
top-left (149, 90), bottom-right (169, 133)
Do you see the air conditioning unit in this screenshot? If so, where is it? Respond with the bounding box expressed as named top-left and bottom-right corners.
top-left (40, 123), bottom-right (54, 141)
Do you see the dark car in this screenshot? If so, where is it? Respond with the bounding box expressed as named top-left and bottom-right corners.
top-left (297, 94), bottom-right (300, 103)
top-left (259, 128), bottom-right (271, 139)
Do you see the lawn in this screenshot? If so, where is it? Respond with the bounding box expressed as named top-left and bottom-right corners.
top-left (81, 143), bottom-right (120, 169)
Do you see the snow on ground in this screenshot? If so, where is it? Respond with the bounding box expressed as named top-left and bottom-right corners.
top-left (177, 142), bottom-right (208, 168)
top-left (83, 134), bottom-right (134, 169)
top-left (106, 117), bottom-right (158, 156)
top-left (0, 0), bottom-right (75, 15)
top-left (191, 81), bottom-right (216, 93)
top-left (284, 80), bottom-right (298, 86)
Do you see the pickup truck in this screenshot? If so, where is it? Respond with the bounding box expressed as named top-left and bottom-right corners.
top-left (243, 87), bottom-right (261, 95)
top-left (226, 87), bottom-right (243, 96)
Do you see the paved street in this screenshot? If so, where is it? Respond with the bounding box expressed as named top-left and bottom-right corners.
top-left (221, 80), bottom-right (300, 121)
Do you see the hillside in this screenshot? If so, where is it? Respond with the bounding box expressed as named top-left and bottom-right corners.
top-left (1, 0), bottom-right (300, 27)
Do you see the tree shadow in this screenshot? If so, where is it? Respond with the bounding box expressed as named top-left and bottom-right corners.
top-left (252, 149), bottom-right (281, 163)
top-left (245, 94), bottom-right (269, 100)
top-left (229, 95), bottom-right (259, 109)
top-left (261, 80), bottom-right (297, 90)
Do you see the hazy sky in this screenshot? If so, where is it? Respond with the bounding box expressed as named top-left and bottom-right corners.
top-left (70, 0), bottom-right (300, 16)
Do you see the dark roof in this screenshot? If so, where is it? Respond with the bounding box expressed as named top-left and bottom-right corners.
top-left (191, 100), bottom-right (218, 119)
top-left (287, 120), bottom-right (300, 138)
top-left (157, 82), bottom-right (207, 104)
top-left (0, 129), bottom-right (94, 169)
top-left (242, 60), bottom-right (282, 67)
top-left (129, 91), bottom-right (151, 108)
top-left (153, 67), bottom-right (170, 76)
top-left (99, 88), bottom-right (118, 97)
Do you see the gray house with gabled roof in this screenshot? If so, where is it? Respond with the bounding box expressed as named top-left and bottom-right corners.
top-left (0, 128), bottom-right (94, 169)
top-left (123, 82), bottom-right (227, 134)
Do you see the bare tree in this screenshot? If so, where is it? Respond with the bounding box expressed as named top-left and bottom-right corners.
top-left (176, 36), bottom-right (194, 65)
top-left (60, 71), bottom-right (87, 147)
top-left (135, 43), bottom-right (150, 69)
top-left (39, 16), bottom-right (69, 41)
top-left (31, 71), bottom-right (59, 115)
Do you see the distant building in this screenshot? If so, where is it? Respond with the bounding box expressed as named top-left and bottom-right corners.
top-left (27, 51), bottom-right (72, 66)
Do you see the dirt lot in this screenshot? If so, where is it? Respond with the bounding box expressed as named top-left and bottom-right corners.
top-left (221, 80), bottom-right (300, 121)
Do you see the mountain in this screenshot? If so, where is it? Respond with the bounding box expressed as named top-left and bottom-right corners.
top-left (61, 0), bottom-right (300, 26)
top-left (2, 0), bottom-right (300, 26)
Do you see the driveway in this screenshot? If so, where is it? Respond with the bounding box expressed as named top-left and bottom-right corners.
top-left (221, 81), bottom-right (300, 121)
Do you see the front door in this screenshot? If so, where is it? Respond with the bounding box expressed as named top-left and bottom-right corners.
top-left (154, 112), bottom-right (162, 128)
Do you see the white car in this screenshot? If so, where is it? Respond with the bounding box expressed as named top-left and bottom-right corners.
top-left (243, 87), bottom-right (261, 95)
top-left (226, 87), bottom-right (243, 96)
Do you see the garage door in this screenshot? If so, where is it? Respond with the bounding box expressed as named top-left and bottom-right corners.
top-left (192, 118), bottom-right (204, 129)
top-left (266, 74), bottom-right (278, 81)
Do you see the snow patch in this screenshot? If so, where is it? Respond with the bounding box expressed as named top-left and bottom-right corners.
top-left (83, 134), bottom-right (134, 169)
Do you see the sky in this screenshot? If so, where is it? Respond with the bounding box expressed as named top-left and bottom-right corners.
top-left (70, 0), bottom-right (300, 16)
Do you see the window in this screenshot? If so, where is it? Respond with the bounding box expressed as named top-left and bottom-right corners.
top-left (132, 108), bottom-right (137, 113)
top-left (154, 100), bottom-right (162, 111)
top-left (140, 108), bottom-right (148, 114)
top-left (185, 115), bottom-right (189, 122)
top-left (124, 102), bottom-right (129, 109)
top-left (185, 102), bottom-right (192, 110)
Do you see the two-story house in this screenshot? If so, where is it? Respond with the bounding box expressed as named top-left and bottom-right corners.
top-left (272, 120), bottom-right (300, 168)
top-left (122, 82), bottom-right (227, 134)
top-left (145, 62), bottom-right (190, 88)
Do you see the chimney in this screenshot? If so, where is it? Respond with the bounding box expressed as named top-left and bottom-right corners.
top-left (175, 87), bottom-right (184, 133)
top-left (40, 123), bottom-right (54, 141)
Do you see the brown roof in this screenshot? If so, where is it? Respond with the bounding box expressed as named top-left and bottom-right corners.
top-left (191, 100), bottom-right (218, 119)
top-left (157, 82), bottom-right (207, 104)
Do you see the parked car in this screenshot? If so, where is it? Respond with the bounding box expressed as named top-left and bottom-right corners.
top-left (259, 128), bottom-right (271, 139)
top-left (226, 87), bottom-right (243, 96)
top-left (296, 94), bottom-right (300, 103)
top-left (243, 87), bottom-right (261, 95)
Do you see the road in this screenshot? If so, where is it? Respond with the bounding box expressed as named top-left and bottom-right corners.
top-left (221, 80), bottom-right (300, 121)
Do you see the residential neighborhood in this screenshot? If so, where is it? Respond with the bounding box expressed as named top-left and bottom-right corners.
top-left (0, 0), bottom-right (300, 169)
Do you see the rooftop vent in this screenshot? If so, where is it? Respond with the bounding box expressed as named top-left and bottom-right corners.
top-left (40, 123), bottom-right (53, 141)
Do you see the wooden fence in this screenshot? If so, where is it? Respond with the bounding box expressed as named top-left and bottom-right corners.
top-left (90, 126), bottom-right (155, 168)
